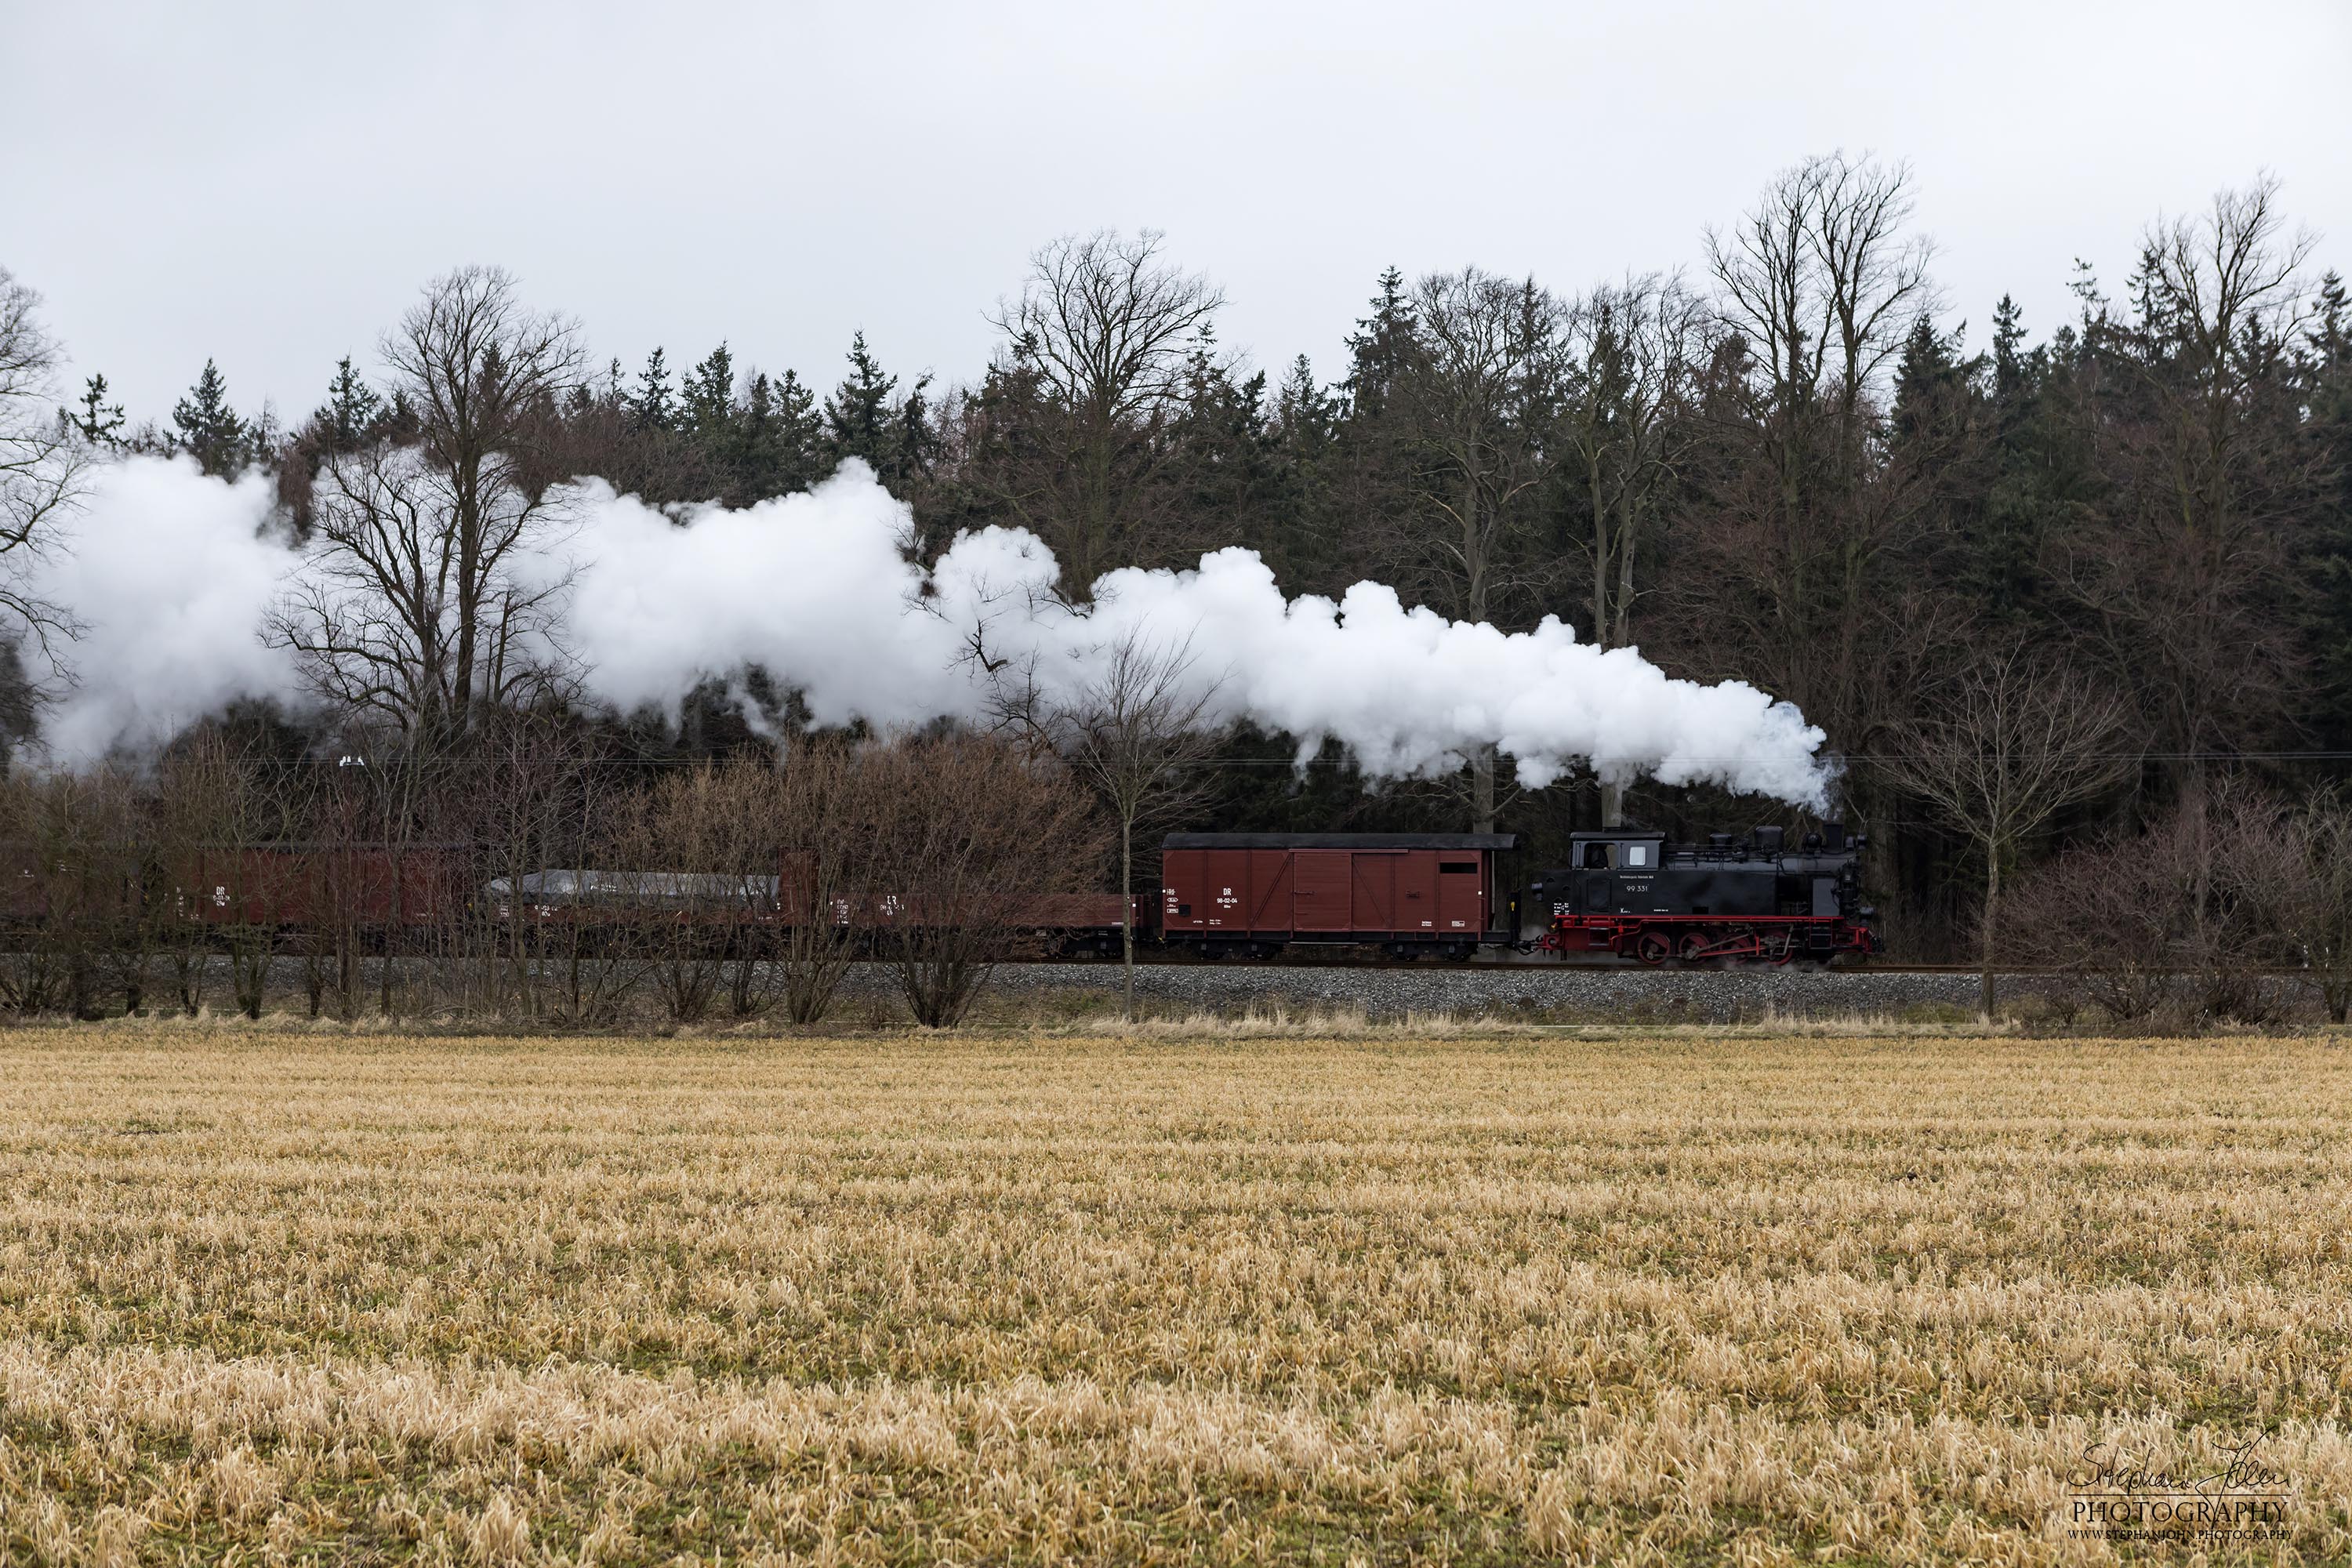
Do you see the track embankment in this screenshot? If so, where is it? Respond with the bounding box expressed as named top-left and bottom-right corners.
top-left (849, 960), bottom-right (2060, 1020)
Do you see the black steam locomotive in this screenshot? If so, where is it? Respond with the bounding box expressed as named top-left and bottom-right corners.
top-left (1522, 822), bottom-right (1878, 964)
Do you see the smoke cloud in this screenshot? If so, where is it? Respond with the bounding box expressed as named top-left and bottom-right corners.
top-left (29, 456), bottom-right (1830, 807)
top-left (557, 463), bottom-right (1831, 806)
top-left (26, 456), bottom-right (300, 764)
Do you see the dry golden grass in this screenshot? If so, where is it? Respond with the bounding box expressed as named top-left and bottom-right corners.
top-left (2, 1028), bottom-right (2348, 1564)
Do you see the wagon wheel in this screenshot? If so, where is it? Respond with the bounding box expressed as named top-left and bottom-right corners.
top-left (1635, 930), bottom-right (1672, 966)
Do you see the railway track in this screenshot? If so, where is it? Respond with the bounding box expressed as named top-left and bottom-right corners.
top-left (1035, 950), bottom-right (2025, 975)
top-left (1027, 951), bottom-right (2320, 978)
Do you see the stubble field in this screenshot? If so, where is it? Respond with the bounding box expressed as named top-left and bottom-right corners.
top-left (1, 1025), bottom-right (2348, 1565)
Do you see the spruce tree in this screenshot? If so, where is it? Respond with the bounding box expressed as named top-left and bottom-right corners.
top-left (770, 368), bottom-right (826, 487)
top-left (823, 332), bottom-right (897, 470)
top-left (1991, 294), bottom-right (2029, 405)
top-left (823, 332), bottom-right (932, 490)
top-left (1167, 336), bottom-right (1284, 561)
top-left (894, 370), bottom-right (937, 487)
top-left (739, 368), bottom-right (826, 499)
top-left (71, 374), bottom-right (125, 447)
top-left (628, 347), bottom-right (676, 431)
top-left (312, 356), bottom-right (383, 451)
top-left (682, 343), bottom-right (736, 440)
top-left (1977, 295), bottom-right (2100, 631)
top-left (1269, 355), bottom-right (1344, 590)
top-left (2296, 271), bottom-right (2352, 745)
top-left (1341, 267), bottom-right (1417, 419)
top-left (171, 358), bottom-right (250, 476)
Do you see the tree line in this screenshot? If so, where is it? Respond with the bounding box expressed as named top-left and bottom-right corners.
top-left (7, 151), bottom-right (2352, 1011)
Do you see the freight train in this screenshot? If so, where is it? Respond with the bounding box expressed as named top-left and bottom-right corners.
top-left (1156, 825), bottom-right (1878, 965)
top-left (22, 822), bottom-right (1878, 967)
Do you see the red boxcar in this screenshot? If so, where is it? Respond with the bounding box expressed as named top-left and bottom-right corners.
top-left (176, 848), bottom-right (458, 929)
top-left (1159, 833), bottom-right (1515, 959)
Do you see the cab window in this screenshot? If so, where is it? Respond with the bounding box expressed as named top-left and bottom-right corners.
top-left (1622, 843), bottom-right (1650, 868)
top-left (1581, 842), bottom-right (1613, 869)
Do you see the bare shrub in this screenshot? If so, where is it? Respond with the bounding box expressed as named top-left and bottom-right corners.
top-left (151, 728), bottom-right (290, 1020)
top-left (608, 760), bottom-right (779, 1025)
top-left (2257, 787), bottom-right (2352, 1023)
top-left (775, 740), bottom-right (884, 1025)
top-left (0, 768), bottom-right (145, 1017)
top-left (862, 735), bottom-right (1103, 1028)
top-left (2011, 779), bottom-right (2292, 1024)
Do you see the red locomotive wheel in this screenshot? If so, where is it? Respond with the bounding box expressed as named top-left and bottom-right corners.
top-left (1677, 931), bottom-right (1711, 963)
top-left (1635, 930), bottom-right (1672, 966)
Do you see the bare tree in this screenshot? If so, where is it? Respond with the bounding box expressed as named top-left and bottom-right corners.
top-left (473, 728), bottom-right (648, 1026)
top-left (1684, 152), bottom-right (1941, 748)
top-left (0, 267), bottom-right (82, 666)
top-left (1881, 649), bottom-right (2131, 1018)
top-left (154, 730), bottom-right (228, 1014)
top-left (1706, 152), bottom-right (1937, 431)
top-left (1555, 274), bottom-right (1707, 824)
top-left (999, 630), bottom-right (1225, 1020)
top-left (269, 267), bottom-right (583, 738)
top-left (1366, 269), bottom-right (1559, 829)
top-left (980, 230), bottom-right (1225, 590)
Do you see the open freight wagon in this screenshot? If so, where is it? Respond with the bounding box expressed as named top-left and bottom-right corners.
top-left (1159, 833), bottom-right (1517, 960)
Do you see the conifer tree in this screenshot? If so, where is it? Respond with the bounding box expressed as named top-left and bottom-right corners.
top-left (824, 332), bottom-right (931, 489)
top-left (682, 343), bottom-right (735, 439)
top-left (71, 374), bottom-right (125, 447)
top-left (768, 368), bottom-right (826, 485)
top-left (312, 356), bottom-right (383, 451)
top-left (1973, 295), bottom-right (2078, 625)
top-left (1269, 355), bottom-right (1345, 590)
top-left (2296, 271), bottom-right (2352, 745)
top-left (1341, 267), bottom-right (1417, 419)
top-left (629, 347), bottom-right (675, 431)
top-left (823, 332), bottom-right (896, 468)
top-left (171, 358), bottom-right (250, 476)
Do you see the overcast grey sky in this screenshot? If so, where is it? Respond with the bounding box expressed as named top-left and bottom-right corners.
top-left (8, 0), bottom-right (2348, 424)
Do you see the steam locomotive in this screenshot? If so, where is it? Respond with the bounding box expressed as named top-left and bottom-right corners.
top-left (1158, 823), bottom-right (1878, 964)
top-left (1519, 822), bottom-right (1878, 964)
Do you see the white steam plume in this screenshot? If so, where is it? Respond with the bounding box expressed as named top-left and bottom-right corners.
top-left (24, 456), bottom-right (1830, 806)
top-left (26, 456), bottom-right (300, 764)
top-left (560, 463), bottom-right (1831, 806)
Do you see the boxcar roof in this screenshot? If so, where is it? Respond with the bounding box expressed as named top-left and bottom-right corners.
top-left (1163, 833), bottom-right (1519, 851)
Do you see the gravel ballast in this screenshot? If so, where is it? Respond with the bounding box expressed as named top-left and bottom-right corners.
top-left (844, 960), bottom-right (2042, 1022)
